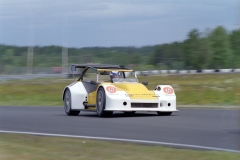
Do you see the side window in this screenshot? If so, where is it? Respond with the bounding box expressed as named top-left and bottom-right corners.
top-left (83, 68), bottom-right (97, 82)
top-left (98, 71), bottom-right (111, 82)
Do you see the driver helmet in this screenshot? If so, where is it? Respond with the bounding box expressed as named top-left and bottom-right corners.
top-left (110, 71), bottom-right (121, 81)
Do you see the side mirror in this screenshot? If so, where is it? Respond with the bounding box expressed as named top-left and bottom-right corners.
top-left (71, 65), bottom-right (76, 72)
top-left (142, 81), bottom-right (148, 85)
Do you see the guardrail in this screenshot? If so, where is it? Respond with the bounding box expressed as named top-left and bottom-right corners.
top-left (137, 69), bottom-right (240, 76)
top-left (0, 74), bottom-right (66, 81)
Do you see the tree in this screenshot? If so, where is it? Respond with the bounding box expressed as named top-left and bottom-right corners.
top-left (182, 29), bottom-right (202, 69)
top-left (210, 26), bottom-right (232, 68)
top-left (2, 49), bottom-right (16, 74)
top-left (149, 42), bottom-right (183, 69)
top-left (230, 29), bottom-right (240, 68)
top-left (198, 37), bottom-right (212, 69)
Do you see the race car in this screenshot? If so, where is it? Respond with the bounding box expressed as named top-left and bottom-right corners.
top-left (62, 64), bottom-right (178, 117)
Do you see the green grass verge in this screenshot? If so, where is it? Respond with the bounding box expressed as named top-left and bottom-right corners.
top-left (0, 133), bottom-right (239, 160)
top-left (0, 74), bottom-right (239, 106)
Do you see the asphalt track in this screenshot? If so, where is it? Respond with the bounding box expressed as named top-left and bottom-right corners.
top-left (0, 106), bottom-right (239, 152)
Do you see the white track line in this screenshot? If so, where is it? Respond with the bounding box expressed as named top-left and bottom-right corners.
top-left (0, 130), bottom-right (239, 153)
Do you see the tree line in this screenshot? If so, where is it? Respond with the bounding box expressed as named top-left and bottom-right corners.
top-left (149, 26), bottom-right (240, 69)
top-left (0, 26), bottom-right (239, 74)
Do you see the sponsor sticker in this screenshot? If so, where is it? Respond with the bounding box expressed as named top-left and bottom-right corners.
top-left (106, 86), bottom-right (116, 93)
top-left (163, 87), bottom-right (174, 94)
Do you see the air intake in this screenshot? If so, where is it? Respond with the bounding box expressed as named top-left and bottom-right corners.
top-left (131, 103), bottom-right (158, 108)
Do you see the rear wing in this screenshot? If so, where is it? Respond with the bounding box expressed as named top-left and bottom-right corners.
top-left (71, 64), bottom-right (130, 71)
top-left (70, 64), bottom-right (134, 82)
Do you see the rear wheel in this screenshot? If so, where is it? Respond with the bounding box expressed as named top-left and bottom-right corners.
top-left (96, 87), bottom-right (112, 117)
top-left (64, 89), bottom-right (80, 116)
top-left (157, 112), bottom-right (172, 116)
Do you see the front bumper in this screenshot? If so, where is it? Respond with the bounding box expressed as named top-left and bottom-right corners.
top-left (104, 92), bottom-right (177, 112)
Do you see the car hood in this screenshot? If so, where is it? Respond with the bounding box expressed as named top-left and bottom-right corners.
top-left (112, 83), bottom-right (158, 99)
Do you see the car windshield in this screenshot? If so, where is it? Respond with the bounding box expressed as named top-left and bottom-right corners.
top-left (97, 71), bottom-right (138, 83)
top-left (112, 77), bottom-right (138, 83)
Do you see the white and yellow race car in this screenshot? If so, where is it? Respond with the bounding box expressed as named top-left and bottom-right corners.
top-left (63, 64), bottom-right (177, 117)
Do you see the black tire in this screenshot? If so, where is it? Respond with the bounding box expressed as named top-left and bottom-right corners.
top-left (124, 111), bottom-right (136, 116)
top-left (96, 87), bottom-right (112, 117)
top-left (157, 112), bottom-right (172, 116)
top-left (64, 89), bottom-right (80, 116)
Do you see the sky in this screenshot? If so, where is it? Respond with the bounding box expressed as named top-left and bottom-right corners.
top-left (0, 0), bottom-right (239, 48)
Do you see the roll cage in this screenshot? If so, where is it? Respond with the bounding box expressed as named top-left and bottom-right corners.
top-left (70, 64), bottom-right (134, 82)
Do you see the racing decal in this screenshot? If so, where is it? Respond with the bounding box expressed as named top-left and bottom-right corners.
top-left (106, 86), bottom-right (117, 93)
top-left (163, 87), bottom-right (174, 94)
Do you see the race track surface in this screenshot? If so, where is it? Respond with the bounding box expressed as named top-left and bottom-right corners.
top-left (0, 107), bottom-right (239, 152)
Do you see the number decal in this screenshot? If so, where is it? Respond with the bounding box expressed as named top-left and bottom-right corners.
top-left (163, 87), bottom-right (174, 94)
top-left (106, 86), bottom-right (116, 93)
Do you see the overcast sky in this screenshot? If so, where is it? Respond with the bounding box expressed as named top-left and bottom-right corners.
top-left (0, 0), bottom-right (239, 48)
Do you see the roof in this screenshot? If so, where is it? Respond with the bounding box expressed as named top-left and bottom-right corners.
top-left (71, 64), bottom-right (131, 70)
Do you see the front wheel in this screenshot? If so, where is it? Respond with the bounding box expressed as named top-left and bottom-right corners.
top-left (64, 89), bottom-right (80, 116)
top-left (96, 87), bottom-right (112, 117)
top-left (157, 112), bottom-right (172, 116)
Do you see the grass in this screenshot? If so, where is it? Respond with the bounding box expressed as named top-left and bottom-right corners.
top-left (0, 74), bottom-right (239, 106)
top-left (0, 78), bottom-right (70, 106)
top-left (0, 133), bottom-right (239, 160)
